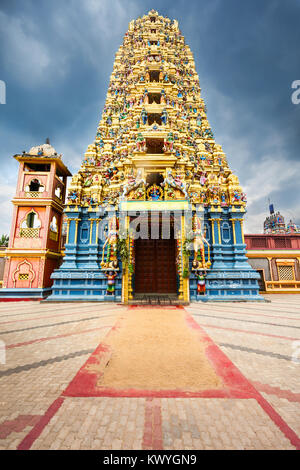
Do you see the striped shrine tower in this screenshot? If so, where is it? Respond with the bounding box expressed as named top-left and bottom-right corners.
top-left (48, 10), bottom-right (263, 303)
top-left (0, 142), bottom-right (71, 300)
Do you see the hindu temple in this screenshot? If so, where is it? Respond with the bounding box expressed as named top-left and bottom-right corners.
top-left (1, 10), bottom-right (264, 303)
top-left (44, 10), bottom-right (262, 303)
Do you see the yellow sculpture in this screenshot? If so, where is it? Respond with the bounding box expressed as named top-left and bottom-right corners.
top-left (192, 215), bottom-right (211, 271)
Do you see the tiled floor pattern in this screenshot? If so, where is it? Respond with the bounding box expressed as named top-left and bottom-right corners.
top-left (0, 295), bottom-right (299, 450)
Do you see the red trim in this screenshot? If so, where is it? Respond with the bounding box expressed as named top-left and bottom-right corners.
top-left (186, 313), bottom-right (300, 450)
top-left (254, 394), bottom-right (300, 449)
top-left (143, 398), bottom-right (163, 450)
top-left (63, 320), bottom-right (122, 397)
top-left (252, 381), bottom-right (300, 403)
top-left (0, 298), bottom-right (43, 302)
top-left (17, 397), bottom-right (64, 450)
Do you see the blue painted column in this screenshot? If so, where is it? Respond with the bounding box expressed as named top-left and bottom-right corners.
top-left (208, 207), bottom-right (226, 269)
top-left (229, 210), bottom-right (250, 270)
top-left (62, 210), bottom-right (81, 269)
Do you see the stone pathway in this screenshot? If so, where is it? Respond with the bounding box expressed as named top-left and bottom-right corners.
top-left (0, 296), bottom-right (299, 450)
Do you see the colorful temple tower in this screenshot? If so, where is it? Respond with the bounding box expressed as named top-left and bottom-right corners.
top-left (48, 10), bottom-right (262, 303)
top-left (264, 204), bottom-right (300, 234)
top-left (0, 142), bottom-right (71, 299)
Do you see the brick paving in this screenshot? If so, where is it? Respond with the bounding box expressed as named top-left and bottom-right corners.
top-left (0, 296), bottom-right (299, 450)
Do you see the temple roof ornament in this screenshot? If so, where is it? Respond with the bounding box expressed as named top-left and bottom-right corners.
top-left (28, 142), bottom-right (59, 158)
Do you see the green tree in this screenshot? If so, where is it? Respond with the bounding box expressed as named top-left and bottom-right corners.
top-left (0, 234), bottom-right (9, 247)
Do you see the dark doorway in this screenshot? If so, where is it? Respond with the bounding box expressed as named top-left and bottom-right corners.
top-left (134, 214), bottom-right (177, 295)
top-left (149, 70), bottom-right (160, 82)
top-left (146, 138), bottom-right (164, 154)
top-left (148, 114), bottom-right (162, 126)
top-left (148, 93), bottom-right (161, 104)
top-left (146, 172), bottom-right (164, 186)
top-left (135, 239), bottom-right (177, 294)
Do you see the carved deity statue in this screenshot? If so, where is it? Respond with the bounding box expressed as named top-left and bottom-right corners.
top-left (192, 215), bottom-right (211, 271)
top-left (161, 170), bottom-right (189, 199)
top-left (121, 169), bottom-right (146, 198)
top-left (101, 215), bottom-right (119, 271)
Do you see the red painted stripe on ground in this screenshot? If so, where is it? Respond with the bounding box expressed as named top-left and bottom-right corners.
top-left (17, 397), bottom-right (64, 450)
top-left (185, 313), bottom-right (257, 396)
top-left (63, 319), bottom-right (123, 397)
top-left (0, 415), bottom-right (40, 439)
top-left (143, 398), bottom-right (163, 450)
top-left (254, 393), bottom-right (300, 449)
top-left (6, 325), bottom-right (112, 349)
top-left (186, 311), bottom-right (300, 449)
top-left (63, 387), bottom-right (251, 399)
top-left (252, 381), bottom-right (300, 403)
top-left (199, 322), bottom-right (299, 342)
top-left (0, 298), bottom-right (42, 302)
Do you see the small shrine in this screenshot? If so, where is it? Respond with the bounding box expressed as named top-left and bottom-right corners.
top-left (46, 10), bottom-right (262, 302)
top-left (0, 141), bottom-right (71, 299)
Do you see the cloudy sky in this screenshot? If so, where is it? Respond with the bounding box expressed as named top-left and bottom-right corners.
top-left (0, 0), bottom-right (299, 234)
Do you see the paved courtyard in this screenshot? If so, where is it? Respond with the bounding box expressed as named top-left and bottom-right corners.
top-left (0, 295), bottom-right (299, 450)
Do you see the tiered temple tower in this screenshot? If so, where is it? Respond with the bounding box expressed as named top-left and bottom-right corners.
top-left (264, 204), bottom-right (300, 234)
top-left (0, 142), bottom-right (71, 299)
top-left (48, 10), bottom-right (262, 303)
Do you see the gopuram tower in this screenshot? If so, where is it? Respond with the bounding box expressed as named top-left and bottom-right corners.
top-left (48, 10), bottom-right (262, 303)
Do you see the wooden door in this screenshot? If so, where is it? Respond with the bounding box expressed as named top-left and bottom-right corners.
top-left (134, 238), bottom-right (177, 294)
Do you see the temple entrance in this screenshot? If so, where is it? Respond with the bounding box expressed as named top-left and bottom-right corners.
top-left (134, 238), bottom-right (177, 294)
top-left (133, 213), bottom-right (177, 295)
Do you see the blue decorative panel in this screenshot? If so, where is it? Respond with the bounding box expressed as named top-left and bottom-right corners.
top-left (221, 222), bottom-right (231, 244)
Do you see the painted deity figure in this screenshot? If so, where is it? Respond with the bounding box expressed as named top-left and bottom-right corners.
top-left (148, 185), bottom-right (161, 200)
top-left (135, 133), bottom-right (146, 152)
top-left (232, 190), bottom-right (241, 203)
top-left (196, 271), bottom-right (207, 295)
top-left (162, 170), bottom-right (189, 199)
top-left (141, 108), bottom-right (148, 125)
top-left (220, 191), bottom-right (227, 206)
top-left (121, 169), bottom-right (146, 198)
top-left (68, 190), bottom-right (79, 204)
top-left (161, 108), bottom-right (168, 125)
top-left (199, 172), bottom-right (207, 186)
top-left (163, 132), bottom-right (174, 152)
top-left (241, 192), bottom-right (247, 203)
top-left (192, 215), bottom-right (211, 271)
top-left (101, 215), bottom-right (119, 271)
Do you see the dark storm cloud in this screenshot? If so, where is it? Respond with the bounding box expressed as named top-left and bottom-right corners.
top-left (0, 0), bottom-right (299, 233)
